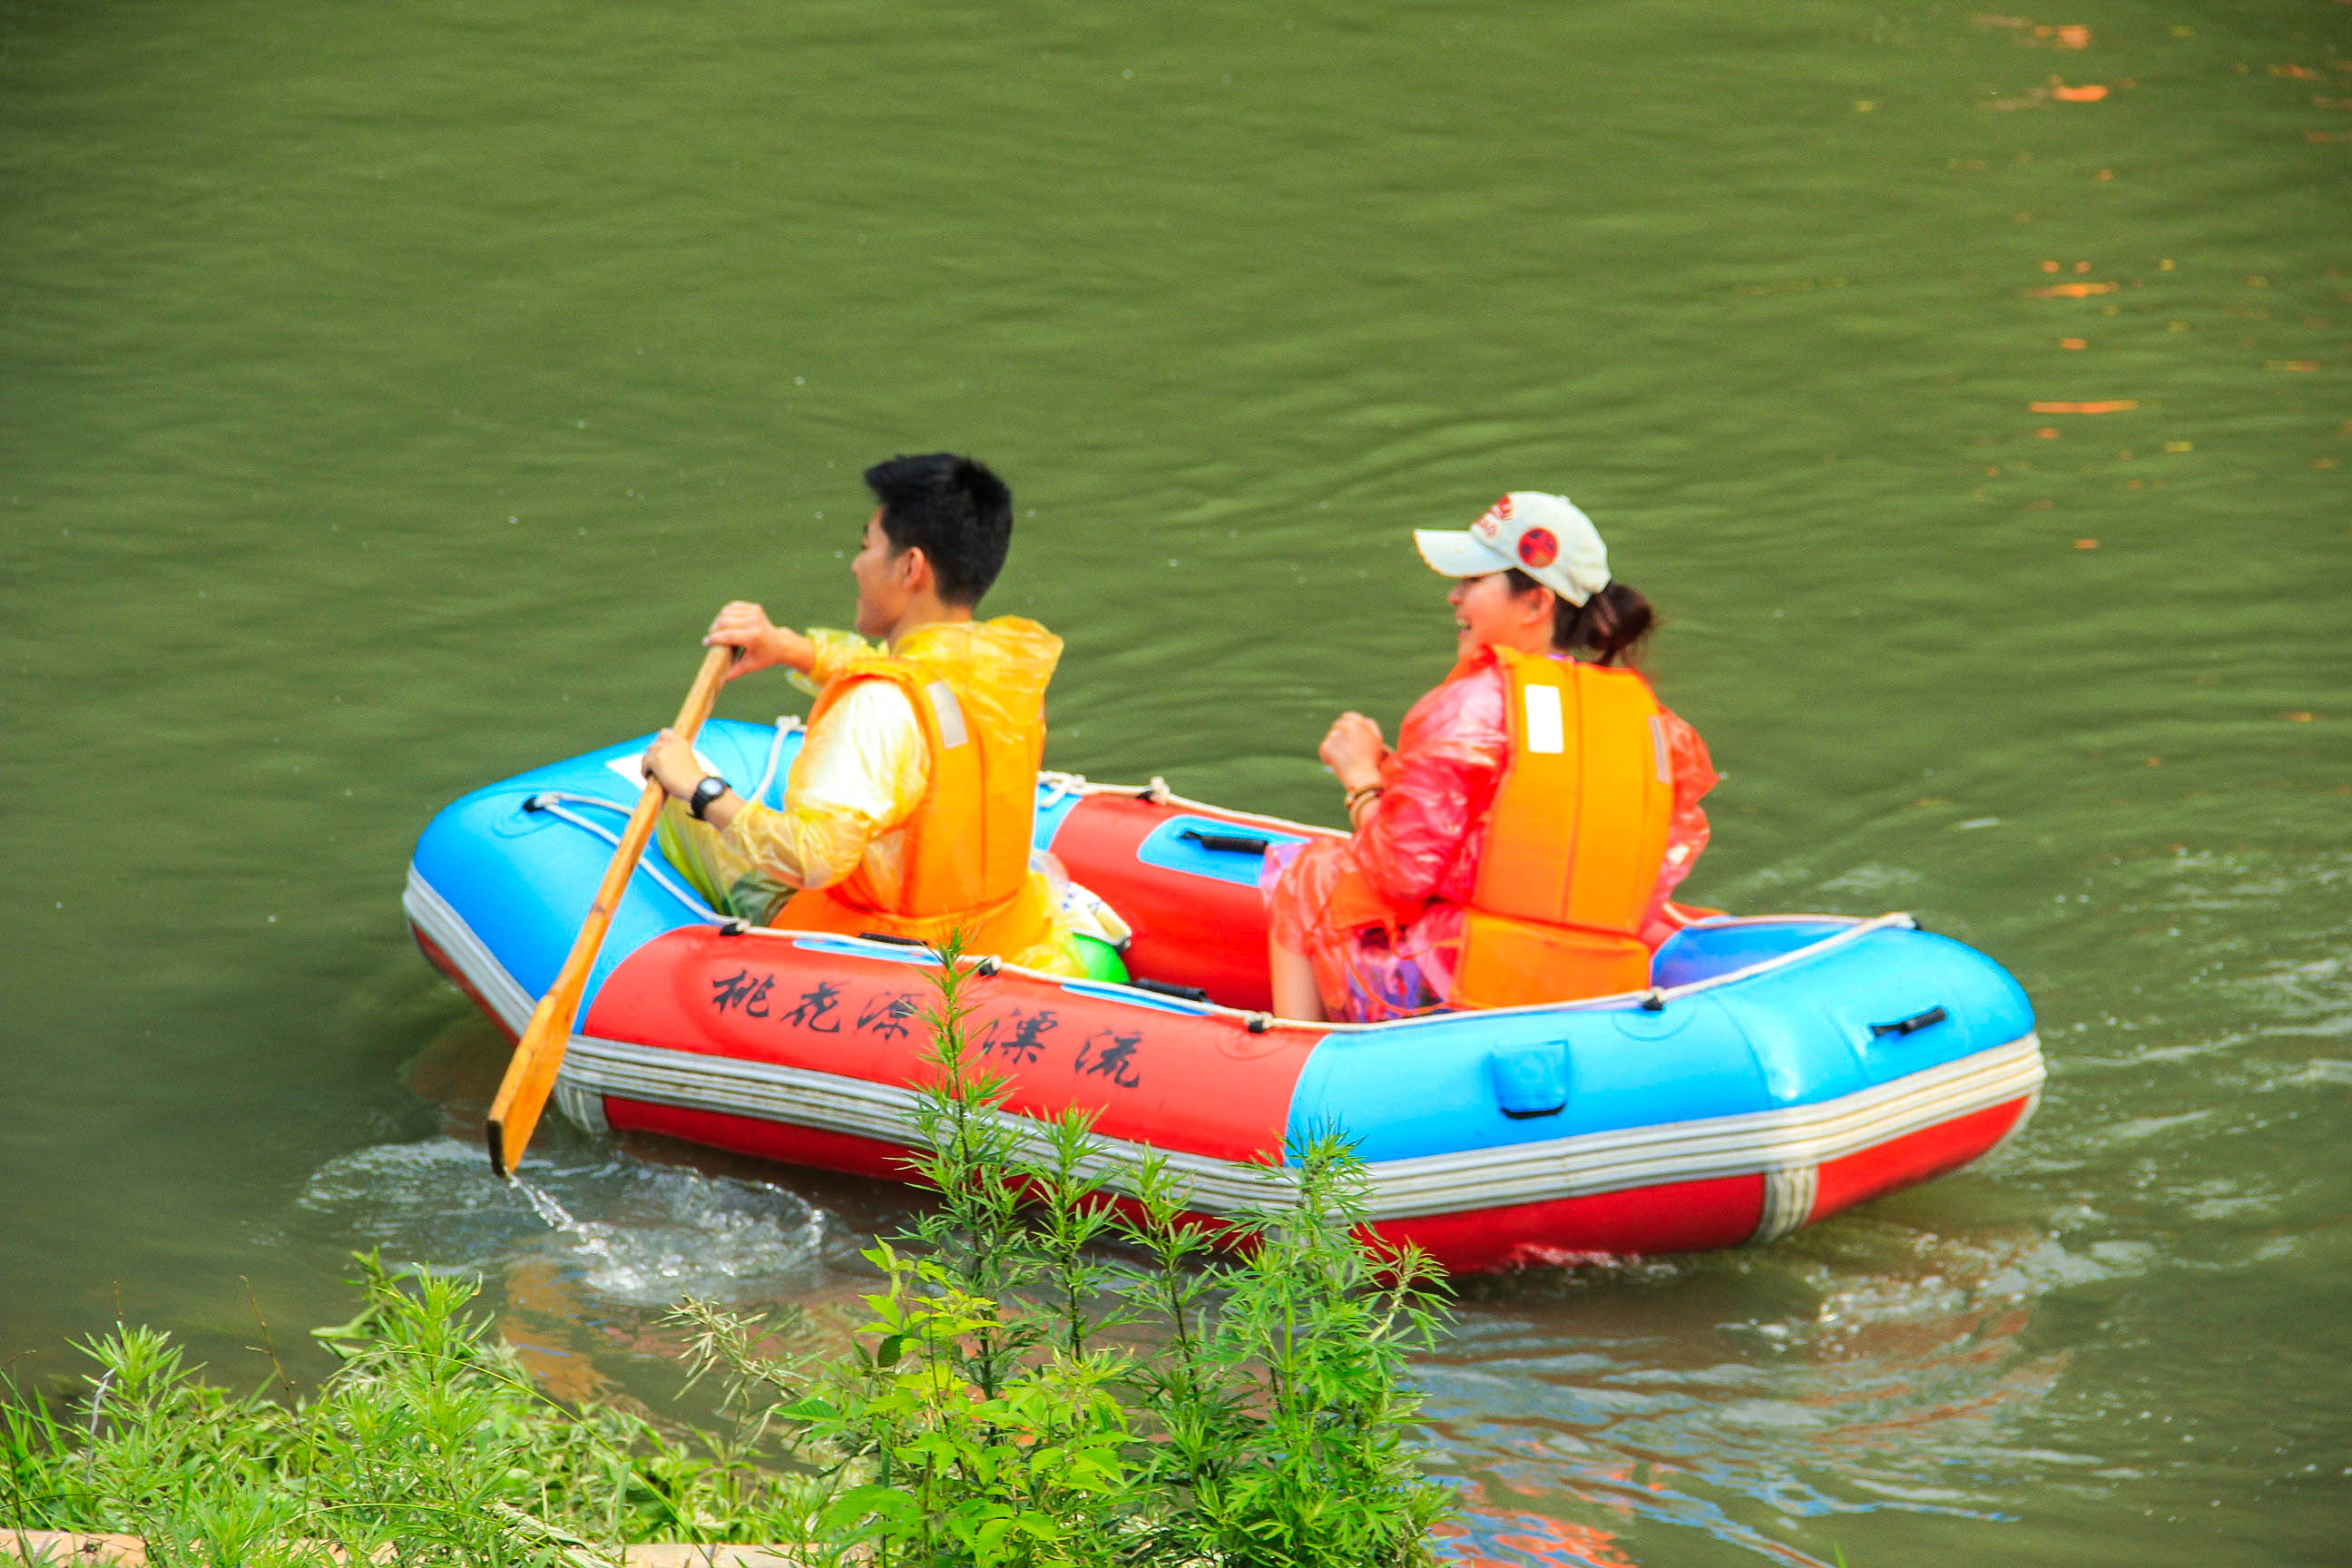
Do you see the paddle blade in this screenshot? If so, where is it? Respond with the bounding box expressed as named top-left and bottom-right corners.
top-left (486, 989), bottom-right (581, 1180)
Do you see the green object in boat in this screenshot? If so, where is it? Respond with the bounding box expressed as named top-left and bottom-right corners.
top-left (1071, 934), bottom-right (1130, 984)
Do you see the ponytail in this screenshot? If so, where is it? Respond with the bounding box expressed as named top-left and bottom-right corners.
top-left (1505, 570), bottom-right (1654, 666)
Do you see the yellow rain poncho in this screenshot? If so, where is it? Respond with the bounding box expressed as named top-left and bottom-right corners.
top-left (659, 618), bottom-right (1122, 976)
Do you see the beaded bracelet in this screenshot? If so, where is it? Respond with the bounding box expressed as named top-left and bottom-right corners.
top-left (1344, 783), bottom-right (1386, 815)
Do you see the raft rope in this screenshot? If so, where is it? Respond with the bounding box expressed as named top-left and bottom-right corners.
top-left (517, 717), bottom-right (803, 927)
top-left (524, 792), bottom-right (736, 926)
top-left (750, 715), bottom-right (802, 806)
top-left (1037, 770), bottom-right (1346, 839)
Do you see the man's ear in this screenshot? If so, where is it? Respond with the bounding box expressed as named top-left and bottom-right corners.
top-left (896, 544), bottom-right (934, 596)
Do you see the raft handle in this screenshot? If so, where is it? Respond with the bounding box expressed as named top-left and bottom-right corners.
top-left (1487, 1045), bottom-right (1570, 1119)
top-left (1132, 977), bottom-right (1211, 1004)
top-left (1870, 1004), bottom-right (1948, 1039)
top-left (1179, 828), bottom-right (1273, 857)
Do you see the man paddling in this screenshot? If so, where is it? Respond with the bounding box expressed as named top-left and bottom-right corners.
top-left (641, 453), bottom-right (1123, 977)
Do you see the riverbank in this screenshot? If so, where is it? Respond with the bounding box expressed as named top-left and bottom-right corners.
top-left (3, 1532), bottom-right (803, 1566)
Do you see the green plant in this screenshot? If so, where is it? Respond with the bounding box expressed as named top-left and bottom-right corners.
top-left (3, 1257), bottom-right (814, 1565)
top-left (671, 945), bottom-right (1153, 1568)
top-left (672, 936), bottom-right (1459, 1568)
top-left (813, 1250), bottom-right (1135, 1568)
top-left (1142, 1137), bottom-right (1454, 1568)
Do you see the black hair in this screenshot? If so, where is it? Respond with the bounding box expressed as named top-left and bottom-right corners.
top-left (1504, 568), bottom-right (1655, 667)
top-left (862, 453), bottom-right (1014, 607)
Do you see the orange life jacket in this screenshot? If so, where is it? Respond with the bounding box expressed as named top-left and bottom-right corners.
top-left (773, 620), bottom-right (1060, 958)
top-left (1447, 646), bottom-right (1676, 1009)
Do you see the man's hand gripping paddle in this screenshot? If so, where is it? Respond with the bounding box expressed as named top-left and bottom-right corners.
top-left (485, 642), bottom-right (738, 1178)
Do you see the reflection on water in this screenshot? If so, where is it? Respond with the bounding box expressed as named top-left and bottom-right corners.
top-left (1426, 1222), bottom-right (2085, 1564)
top-left (1434, 1509), bottom-right (1640, 1568)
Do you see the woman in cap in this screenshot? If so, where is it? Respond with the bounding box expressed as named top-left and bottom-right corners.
top-left (1264, 493), bottom-right (1718, 1022)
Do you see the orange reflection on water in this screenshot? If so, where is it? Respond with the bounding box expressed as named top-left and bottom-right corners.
top-left (2031, 399), bottom-right (2138, 413)
top-left (1433, 1511), bottom-right (1640, 1568)
top-left (2053, 83), bottom-right (2108, 102)
top-left (496, 1257), bottom-right (619, 1406)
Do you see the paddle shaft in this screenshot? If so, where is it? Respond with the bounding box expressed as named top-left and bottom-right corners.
top-left (486, 642), bottom-right (738, 1178)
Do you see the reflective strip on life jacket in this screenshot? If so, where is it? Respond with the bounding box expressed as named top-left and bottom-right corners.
top-left (925, 681), bottom-right (970, 750)
top-left (1451, 647), bottom-right (1673, 1009)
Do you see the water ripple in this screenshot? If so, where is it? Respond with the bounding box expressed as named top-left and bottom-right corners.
top-left (297, 1136), bottom-right (829, 1307)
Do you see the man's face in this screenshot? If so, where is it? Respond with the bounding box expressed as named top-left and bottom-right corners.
top-left (849, 505), bottom-right (910, 638)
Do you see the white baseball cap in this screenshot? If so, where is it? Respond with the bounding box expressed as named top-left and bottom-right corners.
top-left (1413, 492), bottom-right (1612, 605)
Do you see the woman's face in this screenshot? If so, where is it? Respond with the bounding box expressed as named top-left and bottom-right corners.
top-left (1446, 571), bottom-right (1554, 659)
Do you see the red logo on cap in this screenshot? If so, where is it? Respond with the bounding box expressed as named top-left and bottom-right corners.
top-left (1516, 527), bottom-right (1558, 570)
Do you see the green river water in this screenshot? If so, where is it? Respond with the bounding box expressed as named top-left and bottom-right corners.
top-left (5, 0), bottom-right (2347, 1561)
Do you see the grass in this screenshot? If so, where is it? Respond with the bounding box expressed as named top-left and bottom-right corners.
top-left (3, 1254), bottom-right (811, 1565)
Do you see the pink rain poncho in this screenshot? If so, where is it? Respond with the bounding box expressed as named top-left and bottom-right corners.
top-left (1265, 658), bottom-right (1717, 1023)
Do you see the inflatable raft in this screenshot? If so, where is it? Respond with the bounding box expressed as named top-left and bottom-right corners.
top-left (407, 719), bottom-right (2043, 1273)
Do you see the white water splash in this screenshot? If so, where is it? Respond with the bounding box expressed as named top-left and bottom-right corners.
top-left (299, 1136), bottom-right (829, 1305)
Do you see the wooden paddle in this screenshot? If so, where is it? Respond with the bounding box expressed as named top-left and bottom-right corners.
top-left (486, 642), bottom-right (739, 1178)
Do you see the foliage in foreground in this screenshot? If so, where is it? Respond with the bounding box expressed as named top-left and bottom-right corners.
top-left (4, 941), bottom-right (1458, 1567)
top-left (2, 1254), bottom-right (804, 1565)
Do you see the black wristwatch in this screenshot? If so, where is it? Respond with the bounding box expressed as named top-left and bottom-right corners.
top-left (687, 775), bottom-right (730, 822)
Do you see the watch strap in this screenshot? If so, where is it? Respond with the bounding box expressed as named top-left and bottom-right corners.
top-left (688, 775), bottom-right (730, 821)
